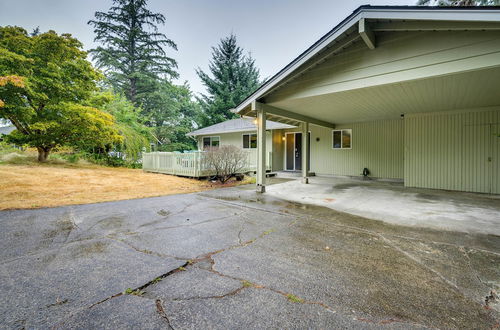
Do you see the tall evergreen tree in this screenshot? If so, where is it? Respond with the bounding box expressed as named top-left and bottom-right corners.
top-left (88, 0), bottom-right (178, 106)
top-left (197, 34), bottom-right (260, 127)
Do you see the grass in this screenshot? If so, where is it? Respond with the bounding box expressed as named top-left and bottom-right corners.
top-left (0, 150), bottom-right (218, 210)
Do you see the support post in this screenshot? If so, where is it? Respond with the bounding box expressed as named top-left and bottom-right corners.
top-left (302, 122), bottom-right (310, 184)
top-left (256, 108), bottom-right (266, 193)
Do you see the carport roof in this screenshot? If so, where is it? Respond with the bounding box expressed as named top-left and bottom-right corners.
top-left (187, 118), bottom-right (295, 136)
top-left (234, 5), bottom-right (500, 119)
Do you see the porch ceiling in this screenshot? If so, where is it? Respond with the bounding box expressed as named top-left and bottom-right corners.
top-left (265, 66), bottom-right (500, 124)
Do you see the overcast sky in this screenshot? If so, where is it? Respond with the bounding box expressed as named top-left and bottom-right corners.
top-left (0, 0), bottom-right (413, 96)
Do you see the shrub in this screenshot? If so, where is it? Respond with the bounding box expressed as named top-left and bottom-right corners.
top-left (203, 145), bottom-right (248, 183)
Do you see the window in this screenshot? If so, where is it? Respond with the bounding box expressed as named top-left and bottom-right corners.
top-left (242, 134), bottom-right (257, 149)
top-left (332, 129), bottom-right (352, 149)
top-left (202, 136), bottom-right (220, 149)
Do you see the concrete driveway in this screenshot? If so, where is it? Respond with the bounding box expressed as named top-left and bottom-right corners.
top-left (0, 181), bottom-right (499, 329)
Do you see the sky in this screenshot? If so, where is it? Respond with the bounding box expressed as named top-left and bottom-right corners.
top-left (0, 0), bottom-right (413, 96)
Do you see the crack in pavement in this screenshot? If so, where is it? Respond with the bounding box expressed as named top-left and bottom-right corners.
top-left (155, 299), bottom-right (174, 330)
top-left (106, 236), bottom-right (186, 261)
top-left (199, 195), bottom-right (497, 318)
top-left (182, 249), bottom-right (427, 328)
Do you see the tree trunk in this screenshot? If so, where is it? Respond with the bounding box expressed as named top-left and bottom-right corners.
top-left (37, 147), bottom-right (51, 162)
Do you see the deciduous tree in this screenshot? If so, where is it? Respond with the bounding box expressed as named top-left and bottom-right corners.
top-left (0, 26), bottom-right (122, 161)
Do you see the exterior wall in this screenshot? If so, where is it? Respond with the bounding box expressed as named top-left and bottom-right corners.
top-left (405, 107), bottom-right (500, 194)
top-left (308, 119), bottom-right (404, 179)
top-left (196, 131), bottom-right (279, 170)
top-left (196, 131), bottom-right (272, 152)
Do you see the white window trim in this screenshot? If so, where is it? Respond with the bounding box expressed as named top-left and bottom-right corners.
top-left (201, 136), bottom-right (221, 149)
top-left (242, 133), bottom-right (257, 149)
top-left (332, 129), bottom-right (352, 150)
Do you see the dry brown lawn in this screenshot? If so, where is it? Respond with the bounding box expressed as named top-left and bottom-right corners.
top-left (0, 163), bottom-right (216, 210)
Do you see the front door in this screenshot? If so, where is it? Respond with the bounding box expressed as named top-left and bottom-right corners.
top-left (295, 133), bottom-right (302, 171)
top-left (285, 132), bottom-right (310, 171)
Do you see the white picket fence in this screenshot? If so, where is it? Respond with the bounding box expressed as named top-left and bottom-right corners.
top-left (142, 150), bottom-right (272, 177)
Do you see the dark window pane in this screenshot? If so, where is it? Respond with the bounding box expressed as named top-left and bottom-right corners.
top-left (211, 137), bottom-right (220, 147)
top-left (250, 134), bottom-right (257, 148)
top-left (203, 137), bottom-right (210, 149)
top-left (342, 129), bottom-right (351, 148)
top-left (243, 135), bottom-right (249, 148)
top-left (333, 130), bottom-right (341, 149)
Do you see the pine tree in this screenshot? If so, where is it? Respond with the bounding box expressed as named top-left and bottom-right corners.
top-left (88, 0), bottom-right (178, 106)
top-left (197, 34), bottom-right (260, 127)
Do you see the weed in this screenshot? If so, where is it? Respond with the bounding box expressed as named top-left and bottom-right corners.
top-left (286, 294), bottom-right (304, 303)
top-left (124, 288), bottom-right (145, 296)
top-left (262, 229), bottom-right (275, 236)
top-left (151, 277), bottom-right (162, 284)
top-left (178, 266), bottom-right (187, 271)
top-left (242, 280), bottom-right (253, 288)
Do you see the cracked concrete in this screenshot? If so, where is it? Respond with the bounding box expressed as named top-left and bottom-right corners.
top-left (0, 180), bottom-right (499, 329)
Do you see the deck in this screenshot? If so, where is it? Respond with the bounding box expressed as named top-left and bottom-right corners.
top-left (142, 150), bottom-right (272, 178)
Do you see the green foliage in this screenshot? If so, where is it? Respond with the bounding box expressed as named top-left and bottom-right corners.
top-left (88, 0), bottom-right (178, 105)
top-left (147, 82), bottom-right (201, 151)
top-left (416, 0), bottom-right (499, 5)
top-left (98, 92), bottom-right (151, 163)
top-left (0, 26), bottom-right (122, 161)
top-left (197, 34), bottom-right (260, 127)
top-left (89, 1), bottom-right (200, 152)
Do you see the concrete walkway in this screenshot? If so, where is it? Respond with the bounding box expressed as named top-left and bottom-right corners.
top-left (0, 183), bottom-right (498, 329)
top-left (267, 176), bottom-right (500, 235)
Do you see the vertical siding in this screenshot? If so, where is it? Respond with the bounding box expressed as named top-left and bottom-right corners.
top-left (493, 124), bottom-right (500, 194)
top-left (310, 119), bottom-right (404, 179)
top-left (405, 107), bottom-right (500, 193)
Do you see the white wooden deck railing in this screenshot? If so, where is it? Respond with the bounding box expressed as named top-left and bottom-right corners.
top-left (142, 150), bottom-right (272, 177)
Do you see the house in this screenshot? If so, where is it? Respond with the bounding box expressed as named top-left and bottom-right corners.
top-left (187, 117), bottom-right (296, 172)
top-left (232, 5), bottom-right (500, 194)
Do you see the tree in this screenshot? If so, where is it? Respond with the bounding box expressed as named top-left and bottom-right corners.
top-left (88, 0), bottom-right (178, 106)
top-left (0, 26), bottom-right (122, 161)
top-left (88, 91), bottom-right (151, 163)
top-left (417, 0), bottom-right (499, 5)
top-left (197, 34), bottom-right (260, 127)
top-left (145, 82), bottom-right (202, 151)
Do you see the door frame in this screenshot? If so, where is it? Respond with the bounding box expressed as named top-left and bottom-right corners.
top-left (285, 131), bottom-right (311, 171)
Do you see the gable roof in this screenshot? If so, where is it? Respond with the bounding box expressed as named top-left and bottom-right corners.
top-left (235, 5), bottom-right (500, 116)
top-left (187, 118), bottom-right (295, 136)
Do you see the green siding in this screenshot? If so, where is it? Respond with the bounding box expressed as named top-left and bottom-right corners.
top-left (197, 131), bottom-right (272, 152)
top-left (309, 119), bottom-right (404, 179)
top-left (405, 107), bottom-right (500, 193)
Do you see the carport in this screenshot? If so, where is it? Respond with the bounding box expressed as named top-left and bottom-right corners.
top-left (235, 6), bottom-right (500, 194)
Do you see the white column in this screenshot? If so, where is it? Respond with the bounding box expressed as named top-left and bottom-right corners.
top-left (302, 122), bottom-right (310, 184)
top-left (256, 109), bottom-right (266, 193)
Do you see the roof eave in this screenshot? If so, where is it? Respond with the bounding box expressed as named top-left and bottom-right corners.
top-left (235, 5), bottom-right (500, 115)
